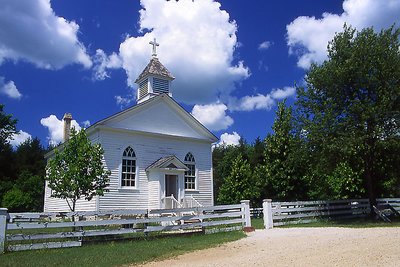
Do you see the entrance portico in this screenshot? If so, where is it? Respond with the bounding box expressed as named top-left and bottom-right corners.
top-left (146, 155), bottom-right (189, 209)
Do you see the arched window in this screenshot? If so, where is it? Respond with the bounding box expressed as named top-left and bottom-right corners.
top-left (121, 146), bottom-right (136, 187)
top-left (184, 152), bottom-right (196, 190)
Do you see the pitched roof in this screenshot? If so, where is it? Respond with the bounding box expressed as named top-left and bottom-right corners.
top-left (146, 155), bottom-right (188, 171)
top-left (135, 57), bottom-right (175, 83)
top-left (86, 94), bottom-right (219, 143)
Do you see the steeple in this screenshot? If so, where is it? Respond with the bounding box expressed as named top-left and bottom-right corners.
top-left (135, 38), bottom-right (175, 104)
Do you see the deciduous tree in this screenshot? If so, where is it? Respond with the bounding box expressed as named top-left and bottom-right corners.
top-left (46, 128), bottom-right (110, 212)
top-left (297, 25), bottom-right (400, 205)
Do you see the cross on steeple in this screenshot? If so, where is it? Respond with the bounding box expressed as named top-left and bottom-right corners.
top-left (149, 38), bottom-right (159, 58)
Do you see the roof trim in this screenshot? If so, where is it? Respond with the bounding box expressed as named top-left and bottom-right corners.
top-left (146, 155), bottom-right (189, 171)
top-left (87, 94), bottom-right (218, 143)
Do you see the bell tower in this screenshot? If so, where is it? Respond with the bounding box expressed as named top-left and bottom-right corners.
top-left (135, 38), bottom-right (175, 104)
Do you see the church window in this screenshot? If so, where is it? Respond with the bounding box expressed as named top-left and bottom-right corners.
top-left (184, 152), bottom-right (196, 190)
top-left (121, 146), bottom-right (136, 187)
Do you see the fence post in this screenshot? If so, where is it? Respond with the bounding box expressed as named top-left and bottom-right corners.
top-left (0, 208), bottom-right (8, 253)
top-left (263, 199), bottom-right (273, 229)
top-left (240, 200), bottom-right (251, 228)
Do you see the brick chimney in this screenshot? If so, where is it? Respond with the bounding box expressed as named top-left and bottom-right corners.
top-left (63, 113), bottom-right (72, 142)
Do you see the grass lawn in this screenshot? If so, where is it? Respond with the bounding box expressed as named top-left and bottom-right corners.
top-left (251, 218), bottom-right (264, 229)
top-left (251, 217), bottom-right (400, 229)
top-left (280, 218), bottom-right (400, 228)
top-left (0, 231), bottom-right (246, 267)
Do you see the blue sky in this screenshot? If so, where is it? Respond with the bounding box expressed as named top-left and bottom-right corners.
top-left (1, 0), bottom-right (400, 147)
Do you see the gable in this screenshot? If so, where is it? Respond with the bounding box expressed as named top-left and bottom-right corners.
top-left (146, 155), bottom-right (188, 171)
top-left (92, 95), bottom-right (218, 142)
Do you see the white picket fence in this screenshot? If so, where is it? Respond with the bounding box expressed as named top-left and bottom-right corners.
top-left (0, 201), bottom-right (251, 253)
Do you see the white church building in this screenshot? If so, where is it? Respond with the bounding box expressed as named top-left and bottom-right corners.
top-left (44, 40), bottom-right (218, 212)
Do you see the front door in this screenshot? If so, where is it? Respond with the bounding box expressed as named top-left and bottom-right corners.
top-left (165, 174), bottom-right (178, 198)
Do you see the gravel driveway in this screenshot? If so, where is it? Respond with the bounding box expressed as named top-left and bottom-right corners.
top-left (138, 227), bottom-right (400, 267)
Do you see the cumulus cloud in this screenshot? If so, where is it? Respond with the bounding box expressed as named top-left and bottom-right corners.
top-left (0, 0), bottom-right (92, 69)
top-left (270, 86), bottom-right (296, 100)
top-left (228, 86), bottom-right (296, 112)
top-left (191, 103), bottom-right (233, 131)
top-left (229, 94), bottom-right (274, 112)
top-left (0, 77), bottom-right (22, 99)
top-left (287, 0), bottom-right (400, 69)
top-left (216, 131), bottom-right (241, 147)
top-left (40, 114), bottom-right (81, 145)
top-left (8, 130), bottom-right (31, 147)
top-left (258, 41), bottom-right (273, 50)
top-left (93, 49), bottom-right (122, 80)
top-left (114, 0), bottom-right (249, 104)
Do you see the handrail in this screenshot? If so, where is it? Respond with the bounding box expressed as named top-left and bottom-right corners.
top-left (182, 195), bottom-right (203, 208)
top-left (161, 195), bottom-right (182, 209)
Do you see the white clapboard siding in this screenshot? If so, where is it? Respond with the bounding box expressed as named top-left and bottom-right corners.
top-left (97, 128), bottom-right (213, 210)
top-left (43, 95), bottom-right (215, 212)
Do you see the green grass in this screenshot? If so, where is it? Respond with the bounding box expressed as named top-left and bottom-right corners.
top-left (0, 231), bottom-right (246, 267)
top-left (279, 218), bottom-right (400, 228)
top-left (251, 218), bottom-right (264, 229)
top-left (251, 217), bottom-right (400, 229)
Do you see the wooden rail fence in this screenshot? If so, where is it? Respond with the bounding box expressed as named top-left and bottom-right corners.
top-left (0, 200), bottom-right (251, 253)
top-left (262, 198), bottom-right (400, 228)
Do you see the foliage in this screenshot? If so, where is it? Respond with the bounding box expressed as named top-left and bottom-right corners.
top-left (262, 100), bottom-right (307, 200)
top-left (0, 106), bottom-right (47, 212)
top-left (326, 162), bottom-right (365, 199)
top-left (46, 128), bottom-right (110, 212)
top-left (213, 144), bottom-right (245, 204)
top-left (217, 154), bottom-right (261, 206)
top-left (297, 25), bottom-right (400, 204)
top-left (1, 187), bottom-right (32, 212)
top-left (0, 103), bottom-right (17, 149)
top-left (2, 170), bottom-right (45, 212)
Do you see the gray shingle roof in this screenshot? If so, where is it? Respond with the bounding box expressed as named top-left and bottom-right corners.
top-left (135, 57), bottom-right (175, 83)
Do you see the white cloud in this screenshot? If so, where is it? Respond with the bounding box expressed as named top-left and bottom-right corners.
top-left (228, 86), bottom-right (296, 112)
top-left (115, 0), bottom-right (249, 104)
top-left (0, 77), bottom-right (22, 99)
top-left (115, 95), bottom-right (133, 109)
top-left (93, 49), bottom-right (122, 80)
top-left (286, 0), bottom-right (400, 69)
top-left (8, 130), bottom-right (31, 147)
top-left (229, 94), bottom-right (275, 112)
top-left (191, 103), bottom-right (233, 131)
top-left (82, 120), bottom-right (91, 128)
top-left (217, 131), bottom-right (241, 147)
top-left (0, 0), bottom-right (92, 69)
top-left (40, 114), bottom-right (81, 145)
top-left (258, 41), bottom-right (273, 50)
top-left (270, 86), bottom-right (296, 100)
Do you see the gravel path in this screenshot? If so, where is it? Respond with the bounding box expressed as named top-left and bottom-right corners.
top-left (138, 227), bottom-right (400, 267)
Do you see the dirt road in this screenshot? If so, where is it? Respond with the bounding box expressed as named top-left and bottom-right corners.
top-left (139, 227), bottom-right (400, 267)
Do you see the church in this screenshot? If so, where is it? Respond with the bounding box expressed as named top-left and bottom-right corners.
top-left (44, 39), bottom-right (218, 212)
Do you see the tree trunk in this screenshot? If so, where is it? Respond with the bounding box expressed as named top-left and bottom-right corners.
top-left (364, 137), bottom-right (377, 217)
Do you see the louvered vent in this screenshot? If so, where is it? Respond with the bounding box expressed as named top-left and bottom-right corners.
top-left (153, 78), bottom-right (169, 94)
top-left (139, 79), bottom-right (148, 99)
